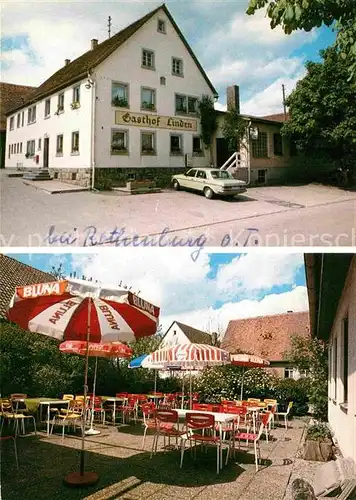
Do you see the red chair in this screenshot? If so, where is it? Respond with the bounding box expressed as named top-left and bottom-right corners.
top-left (141, 403), bottom-right (156, 449)
top-left (88, 396), bottom-right (105, 425)
top-left (116, 392), bottom-right (128, 399)
top-left (180, 412), bottom-right (221, 474)
top-left (150, 409), bottom-right (183, 458)
top-left (192, 403), bottom-right (212, 412)
top-left (122, 398), bottom-right (138, 424)
top-left (227, 412), bottom-right (270, 471)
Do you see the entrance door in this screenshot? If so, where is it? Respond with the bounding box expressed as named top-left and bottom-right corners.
top-left (43, 137), bottom-right (49, 169)
top-left (216, 138), bottom-right (231, 168)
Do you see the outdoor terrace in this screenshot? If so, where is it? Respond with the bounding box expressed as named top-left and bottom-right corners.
top-left (1, 417), bottom-right (319, 500)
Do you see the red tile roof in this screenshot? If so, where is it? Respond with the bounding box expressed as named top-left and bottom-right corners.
top-left (0, 254), bottom-right (54, 318)
top-left (262, 113), bottom-right (289, 123)
top-left (6, 4), bottom-right (217, 116)
top-left (221, 311), bottom-right (310, 361)
top-left (0, 83), bottom-right (37, 130)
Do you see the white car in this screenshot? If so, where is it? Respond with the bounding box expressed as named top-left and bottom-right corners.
top-left (172, 168), bottom-right (247, 199)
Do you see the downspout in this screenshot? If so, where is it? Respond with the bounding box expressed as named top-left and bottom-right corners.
top-left (90, 76), bottom-right (96, 191)
top-left (316, 254), bottom-right (324, 338)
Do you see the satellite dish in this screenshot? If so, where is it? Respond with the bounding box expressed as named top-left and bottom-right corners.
top-left (250, 127), bottom-right (259, 140)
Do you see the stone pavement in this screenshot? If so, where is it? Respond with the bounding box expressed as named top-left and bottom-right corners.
top-left (22, 179), bottom-right (89, 194)
top-left (1, 418), bottom-right (309, 500)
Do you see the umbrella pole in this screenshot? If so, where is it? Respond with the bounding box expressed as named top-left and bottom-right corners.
top-left (64, 297), bottom-right (99, 488)
top-left (154, 370), bottom-right (157, 394)
top-left (189, 371), bottom-right (192, 410)
top-left (240, 368), bottom-right (245, 401)
top-left (181, 373), bottom-right (185, 409)
top-left (85, 356), bottom-right (101, 436)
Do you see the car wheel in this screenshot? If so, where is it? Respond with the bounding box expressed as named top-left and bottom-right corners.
top-left (204, 187), bottom-right (214, 199)
top-left (172, 179), bottom-right (180, 191)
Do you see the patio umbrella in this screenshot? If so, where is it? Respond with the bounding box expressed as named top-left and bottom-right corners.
top-left (59, 340), bottom-right (133, 435)
top-left (7, 278), bottom-right (159, 487)
top-left (128, 354), bottom-right (165, 394)
top-left (230, 354), bottom-right (270, 400)
top-left (149, 344), bottom-right (231, 408)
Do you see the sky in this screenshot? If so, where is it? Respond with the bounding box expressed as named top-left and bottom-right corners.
top-left (7, 250), bottom-right (309, 336)
top-left (1, 0), bottom-right (336, 115)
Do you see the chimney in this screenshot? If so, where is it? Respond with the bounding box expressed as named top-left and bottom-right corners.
top-left (287, 310), bottom-right (293, 313)
top-left (64, 59), bottom-right (71, 66)
top-left (91, 39), bottom-right (98, 50)
top-left (226, 85), bottom-right (240, 114)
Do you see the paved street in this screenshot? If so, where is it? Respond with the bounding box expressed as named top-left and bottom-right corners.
top-left (1, 172), bottom-right (355, 248)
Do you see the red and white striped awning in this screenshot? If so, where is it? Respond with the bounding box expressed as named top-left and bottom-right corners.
top-left (230, 353), bottom-right (270, 368)
top-left (7, 279), bottom-right (160, 343)
top-left (150, 343), bottom-right (231, 370)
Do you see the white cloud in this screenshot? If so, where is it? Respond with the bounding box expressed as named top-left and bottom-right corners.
top-left (69, 250), bottom-right (307, 336)
top-left (161, 285), bottom-right (309, 335)
top-left (1, 0), bottom-right (319, 115)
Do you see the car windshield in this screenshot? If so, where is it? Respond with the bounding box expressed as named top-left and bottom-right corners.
top-left (210, 170), bottom-right (233, 179)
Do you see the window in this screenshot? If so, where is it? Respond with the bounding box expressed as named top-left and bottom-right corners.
top-left (9, 117), bottom-right (14, 130)
top-left (141, 87), bottom-right (156, 110)
top-left (17, 113), bottom-right (21, 128)
top-left (175, 94), bottom-right (198, 114)
top-left (193, 136), bottom-right (202, 154)
top-left (170, 134), bottom-right (183, 155)
top-left (342, 317), bottom-right (349, 404)
top-left (71, 131), bottom-right (79, 153)
top-left (26, 140), bottom-right (35, 157)
top-left (57, 93), bottom-right (64, 112)
top-left (252, 131), bottom-right (268, 158)
top-left (27, 106), bottom-right (36, 124)
top-left (20, 143), bottom-right (22, 154)
top-left (172, 57), bottom-right (183, 76)
top-left (160, 76), bottom-right (166, 86)
top-left (111, 129), bottom-right (128, 154)
top-left (188, 97), bottom-right (198, 113)
top-left (72, 86), bottom-right (80, 104)
top-left (45, 99), bottom-right (51, 117)
top-left (257, 169), bottom-right (266, 184)
top-left (333, 336), bottom-right (338, 400)
top-left (273, 133), bottom-right (283, 155)
top-left (197, 170), bottom-right (207, 179)
top-left (21, 111), bottom-right (24, 127)
top-left (141, 131), bottom-right (156, 155)
top-left (38, 138), bottom-right (42, 151)
top-left (284, 368), bottom-right (294, 379)
top-left (157, 19), bottom-right (166, 33)
top-left (186, 169), bottom-right (197, 177)
top-left (175, 94), bottom-right (186, 113)
top-left (111, 82), bottom-right (129, 107)
top-left (142, 49), bottom-right (155, 69)
top-left (56, 135), bottom-right (63, 154)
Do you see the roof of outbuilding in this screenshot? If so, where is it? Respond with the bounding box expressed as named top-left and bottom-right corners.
top-left (6, 4), bottom-right (217, 116)
top-left (163, 321), bottom-right (213, 345)
top-left (221, 311), bottom-right (310, 361)
top-left (0, 254), bottom-right (55, 318)
top-left (0, 83), bottom-right (37, 130)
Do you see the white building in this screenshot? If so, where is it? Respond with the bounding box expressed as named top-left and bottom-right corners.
top-left (159, 321), bottom-right (213, 349)
top-left (5, 4), bottom-right (217, 187)
top-left (305, 254), bottom-right (356, 464)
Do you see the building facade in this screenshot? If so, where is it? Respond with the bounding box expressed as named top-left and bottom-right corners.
top-left (305, 253), bottom-right (356, 464)
top-left (5, 5), bottom-right (217, 186)
top-left (159, 321), bottom-right (213, 349)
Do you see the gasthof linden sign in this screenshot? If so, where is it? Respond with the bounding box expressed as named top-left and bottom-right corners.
top-left (115, 110), bottom-right (198, 132)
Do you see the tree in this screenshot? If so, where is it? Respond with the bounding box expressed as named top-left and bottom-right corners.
top-left (281, 46), bottom-right (356, 179)
top-left (286, 334), bottom-right (328, 421)
top-left (221, 107), bottom-right (249, 154)
top-left (198, 95), bottom-right (218, 165)
top-left (246, 0), bottom-right (356, 78)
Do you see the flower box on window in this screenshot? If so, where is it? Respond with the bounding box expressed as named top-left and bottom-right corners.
top-left (112, 96), bottom-right (128, 107)
top-left (142, 102), bottom-right (155, 110)
top-left (70, 101), bottom-right (80, 110)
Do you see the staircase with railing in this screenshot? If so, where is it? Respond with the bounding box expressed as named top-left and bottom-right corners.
top-left (220, 150), bottom-right (250, 185)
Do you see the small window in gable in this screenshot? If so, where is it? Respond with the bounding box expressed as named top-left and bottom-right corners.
top-left (157, 19), bottom-right (166, 33)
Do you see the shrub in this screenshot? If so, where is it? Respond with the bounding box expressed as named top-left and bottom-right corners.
top-left (306, 423), bottom-right (331, 442)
